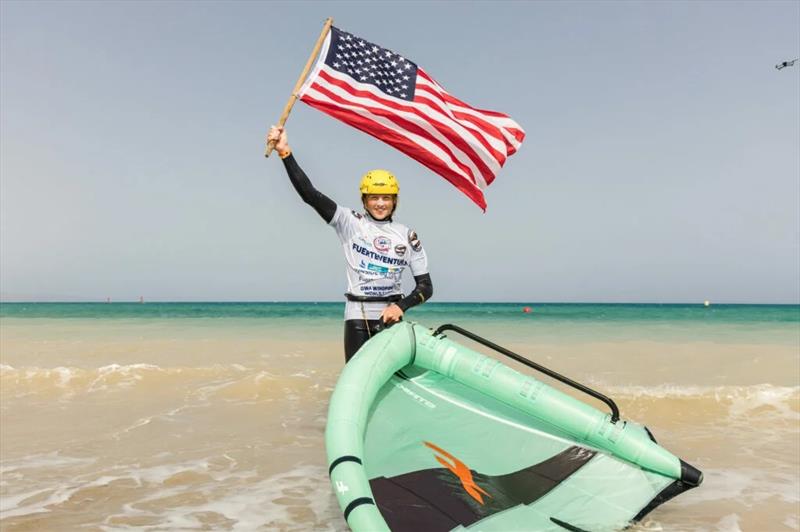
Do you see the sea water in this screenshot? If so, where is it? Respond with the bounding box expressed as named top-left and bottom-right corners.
top-left (1, 303), bottom-right (798, 531)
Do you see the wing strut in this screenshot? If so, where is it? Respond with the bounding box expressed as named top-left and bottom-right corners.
top-left (433, 323), bottom-right (622, 423)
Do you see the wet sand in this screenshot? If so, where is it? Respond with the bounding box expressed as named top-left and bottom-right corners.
top-left (1, 317), bottom-right (798, 531)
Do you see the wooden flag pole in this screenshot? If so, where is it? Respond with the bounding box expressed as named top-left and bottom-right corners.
top-left (265, 17), bottom-right (333, 158)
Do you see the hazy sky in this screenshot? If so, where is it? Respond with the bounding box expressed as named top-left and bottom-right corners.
top-left (1, 1), bottom-right (798, 303)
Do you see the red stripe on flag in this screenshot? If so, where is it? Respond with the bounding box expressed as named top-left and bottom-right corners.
top-left (315, 70), bottom-right (498, 186)
top-left (310, 82), bottom-right (479, 186)
top-left (417, 70), bottom-right (516, 120)
top-left (414, 84), bottom-right (508, 143)
top-left (300, 94), bottom-right (488, 210)
top-left (414, 85), bottom-right (513, 155)
top-left (416, 70), bottom-right (524, 151)
top-left (411, 92), bottom-right (507, 167)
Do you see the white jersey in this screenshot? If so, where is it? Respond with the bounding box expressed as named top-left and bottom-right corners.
top-left (328, 205), bottom-right (428, 320)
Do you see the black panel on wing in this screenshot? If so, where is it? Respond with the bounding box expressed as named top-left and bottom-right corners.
top-left (370, 446), bottom-right (596, 531)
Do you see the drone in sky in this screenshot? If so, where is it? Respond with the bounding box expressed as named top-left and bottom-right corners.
top-left (775, 58), bottom-right (798, 70)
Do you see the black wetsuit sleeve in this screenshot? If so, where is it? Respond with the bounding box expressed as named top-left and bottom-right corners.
top-left (282, 153), bottom-right (337, 223)
top-left (397, 273), bottom-right (433, 312)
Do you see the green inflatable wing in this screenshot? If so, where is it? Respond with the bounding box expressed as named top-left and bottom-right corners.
top-left (326, 322), bottom-right (702, 531)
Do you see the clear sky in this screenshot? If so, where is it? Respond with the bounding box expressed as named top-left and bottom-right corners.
top-left (1, 1), bottom-right (798, 303)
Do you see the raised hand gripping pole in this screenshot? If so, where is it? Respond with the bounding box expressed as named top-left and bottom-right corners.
top-left (265, 17), bottom-right (333, 157)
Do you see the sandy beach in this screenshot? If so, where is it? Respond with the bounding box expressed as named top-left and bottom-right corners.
top-left (1, 304), bottom-right (798, 530)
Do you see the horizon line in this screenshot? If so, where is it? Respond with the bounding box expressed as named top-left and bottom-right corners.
top-left (1, 299), bottom-right (799, 306)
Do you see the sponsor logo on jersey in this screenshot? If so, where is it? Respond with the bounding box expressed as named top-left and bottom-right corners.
top-left (408, 231), bottom-right (422, 252)
top-left (394, 244), bottom-right (407, 256)
top-left (350, 210), bottom-right (363, 219)
top-left (352, 243), bottom-right (407, 266)
top-left (373, 236), bottom-right (391, 252)
top-left (367, 263), bottom-right (400, 274)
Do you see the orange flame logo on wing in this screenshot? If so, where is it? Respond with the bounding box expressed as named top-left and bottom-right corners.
top-left (424, 441), bottom-right (491, 505)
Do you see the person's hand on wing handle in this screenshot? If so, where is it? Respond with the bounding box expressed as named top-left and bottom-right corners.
top-left (380, 304), bottom-right (403, 325)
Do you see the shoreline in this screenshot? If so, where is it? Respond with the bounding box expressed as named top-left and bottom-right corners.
top-left (3, 300), bottom-right (800, 305)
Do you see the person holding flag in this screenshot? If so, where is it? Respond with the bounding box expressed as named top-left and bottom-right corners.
top-left (264, 21), bottom-right (524, 360)
top-left (267, 125), bottom-right (433, 362)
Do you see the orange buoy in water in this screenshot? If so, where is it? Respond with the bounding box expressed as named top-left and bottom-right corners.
top-left (522, 306), bottom-right (532, 313)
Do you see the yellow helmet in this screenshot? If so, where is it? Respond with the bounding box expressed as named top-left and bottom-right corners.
top-left (359, 169), bottom-right (399, 195)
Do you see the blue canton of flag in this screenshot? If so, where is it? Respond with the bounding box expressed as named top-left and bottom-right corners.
top-left (324, 27), bottom-right (418, 102)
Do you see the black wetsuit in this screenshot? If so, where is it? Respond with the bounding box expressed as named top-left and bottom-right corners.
top-left (282, 154), bottom-right (433, 362)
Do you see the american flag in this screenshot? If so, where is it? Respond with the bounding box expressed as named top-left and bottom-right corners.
top-left (297, 26), bottom-right (525, 210)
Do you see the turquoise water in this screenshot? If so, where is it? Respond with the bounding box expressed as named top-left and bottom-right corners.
top-left (3, 302), bottom-right (797, 345)
top-left (2, 302), bottom-right (798, 322)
